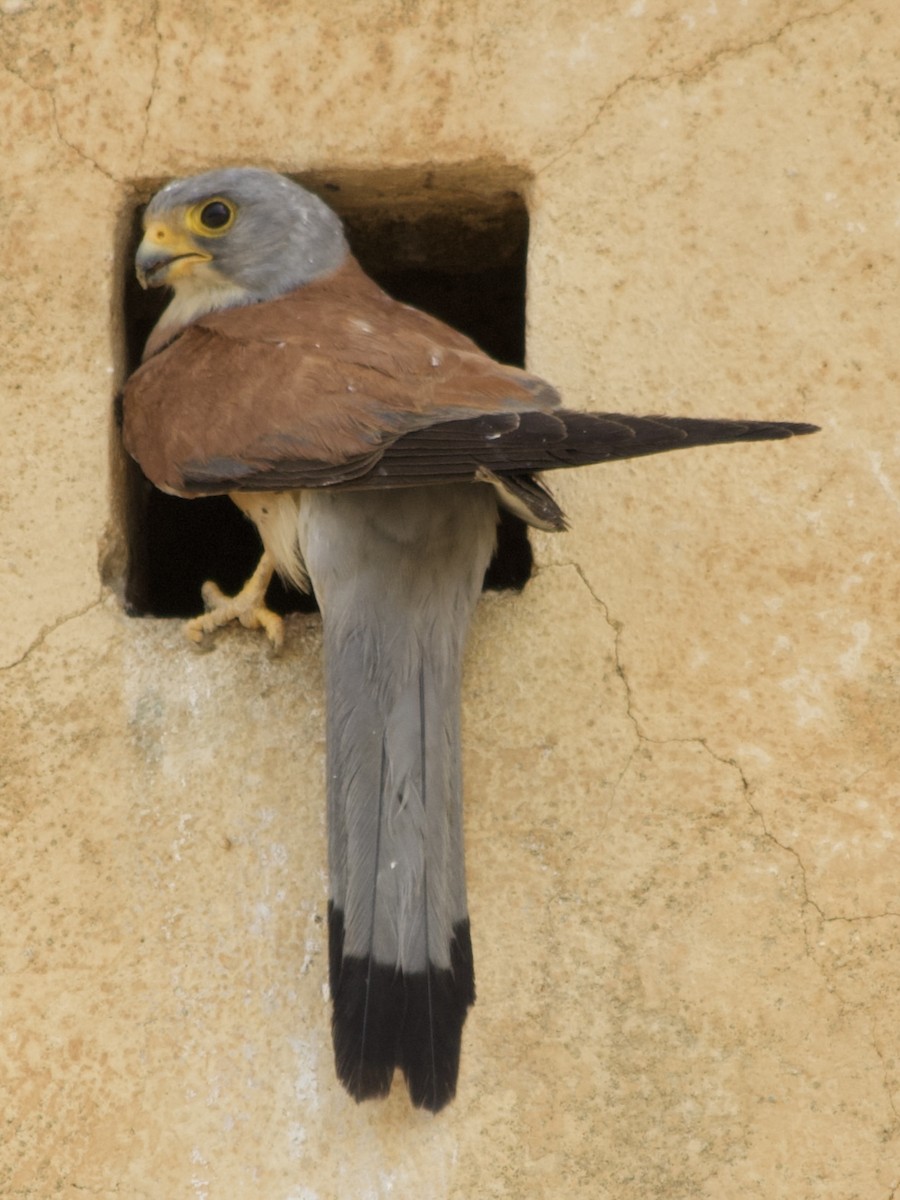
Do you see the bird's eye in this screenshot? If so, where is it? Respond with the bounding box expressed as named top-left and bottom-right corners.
top-left (200, 200), bottom-right (232, 228)
top-left (187, 197), bottom-right (235, 236)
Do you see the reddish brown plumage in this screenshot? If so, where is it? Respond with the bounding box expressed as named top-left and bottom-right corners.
top-left (123, 256), bottom-right (558, 498)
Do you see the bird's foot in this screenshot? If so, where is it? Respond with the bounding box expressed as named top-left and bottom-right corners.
top-left (184, 553), bottom-right (284, 653)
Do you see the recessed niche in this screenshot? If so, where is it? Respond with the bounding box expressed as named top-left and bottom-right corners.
top-left (120, 170), bottom-right (534, 619)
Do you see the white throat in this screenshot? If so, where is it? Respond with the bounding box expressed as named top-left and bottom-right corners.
top-left (155, 266), bottom-right (254, 341)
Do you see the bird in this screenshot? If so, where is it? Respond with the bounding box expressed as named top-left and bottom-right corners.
top-left (122, 166), bottom-right (817, 1113)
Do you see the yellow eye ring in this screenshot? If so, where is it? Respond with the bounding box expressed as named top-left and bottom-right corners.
top-left (186, 197), bottom-right (235, 236)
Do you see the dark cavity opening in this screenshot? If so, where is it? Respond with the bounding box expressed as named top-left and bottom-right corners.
top-left (120, 171), bottom-right (534, 619)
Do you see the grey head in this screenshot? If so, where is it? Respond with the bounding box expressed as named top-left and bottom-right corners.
top-left (137, 167), bottom-right (349, 303)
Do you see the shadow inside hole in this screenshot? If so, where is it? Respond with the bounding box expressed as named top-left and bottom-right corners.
top-left (121, 179), bottom-right (535, 619)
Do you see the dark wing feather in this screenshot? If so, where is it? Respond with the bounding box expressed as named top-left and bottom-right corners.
top-left (178, 409), bottom-right (819, 494)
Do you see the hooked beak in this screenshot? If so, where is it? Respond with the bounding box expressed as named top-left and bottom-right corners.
top-left (135, 220), bottom-right (212, 289)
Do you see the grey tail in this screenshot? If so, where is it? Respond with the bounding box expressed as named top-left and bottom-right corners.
top-left (326, 647), bottom-right (476, 1113)
top-left (309, 486), bottom-right (497, 1113)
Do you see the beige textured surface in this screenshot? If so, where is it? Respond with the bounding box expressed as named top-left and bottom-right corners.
top-left (1, 1), bottom-right (897, 1196)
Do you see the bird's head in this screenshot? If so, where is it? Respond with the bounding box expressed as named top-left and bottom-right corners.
top-left (135, 167), bottom-right (349, 313)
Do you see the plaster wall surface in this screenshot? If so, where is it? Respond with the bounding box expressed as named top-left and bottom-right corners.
top-left (1, 2), bottom-right (897, 1197)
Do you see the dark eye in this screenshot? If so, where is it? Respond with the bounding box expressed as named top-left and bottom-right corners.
top-left (200, 200), bottom-right (233, 229)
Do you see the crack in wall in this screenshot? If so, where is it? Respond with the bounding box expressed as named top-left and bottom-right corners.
top-left (536, 0), bottom-right (857, 176)
top-left (868, 1013), bottom-right (900, 1178)
top-left (717, 750), bottom-right (900, 926)
top-left (2, 594), bottom-right (104, 672)
top-left (139, 0), bottom-right (163, 167)
top-left (553, 559), bottom-right (897, 932)
top-left (563, 560), bottom-right (642, 733)
top-left (557, 557), bottom-right (900, 1149)
top-left (560, 560), bottom-right (643, 801)
top-left (0, 59), bottom-right (119, 183)
top-left (48, 91), bottom-right (119, 183)
top-left (870, 1021), bottom-right (900, 1126)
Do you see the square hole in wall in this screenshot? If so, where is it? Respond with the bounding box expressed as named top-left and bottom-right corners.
top-left (120, 169), bottom-right (534, 619)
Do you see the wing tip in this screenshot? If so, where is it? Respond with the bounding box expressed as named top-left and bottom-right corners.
top-left (732, 419), bottom-right (821, 441)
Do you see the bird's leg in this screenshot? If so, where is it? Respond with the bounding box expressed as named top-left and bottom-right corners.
top-left (184, 550), bottom-right (284, 652)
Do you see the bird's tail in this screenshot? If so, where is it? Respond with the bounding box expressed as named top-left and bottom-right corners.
top-left (304, 486), bottom-right (497, 1112)
top-left (325, 646), bottom-right (476, 1111)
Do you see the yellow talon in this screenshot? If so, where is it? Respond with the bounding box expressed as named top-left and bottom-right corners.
top-left (183, 552), bottom-right (284, 652)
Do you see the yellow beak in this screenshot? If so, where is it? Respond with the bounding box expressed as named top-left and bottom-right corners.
top-left (135, 220), bottom-right (212, 289)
